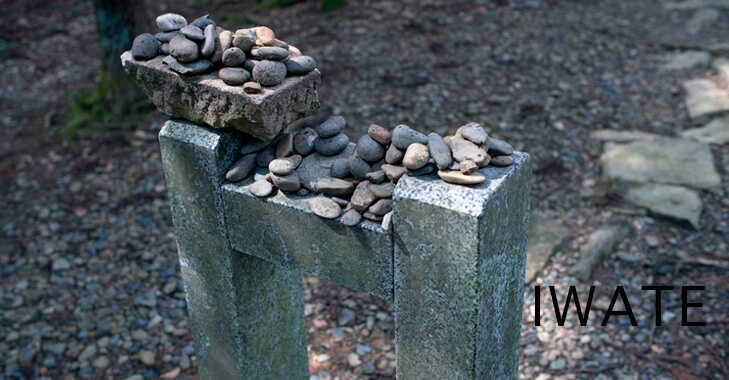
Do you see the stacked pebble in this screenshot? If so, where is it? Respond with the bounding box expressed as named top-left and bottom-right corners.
top-left (130, 13), bottom-right (317, 92)
top-left (225, 117), bottom-right (516, 231)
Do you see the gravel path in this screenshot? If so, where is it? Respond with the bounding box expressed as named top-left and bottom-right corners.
top-left (1, 0), bottom-right (728, 379)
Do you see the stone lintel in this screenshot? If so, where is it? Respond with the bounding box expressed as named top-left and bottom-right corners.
top-left (223, 184), bottom-right (394, 301)
top-left (122, 51), bottom-right (320, 142)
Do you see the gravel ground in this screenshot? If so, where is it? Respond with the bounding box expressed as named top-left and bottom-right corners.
top-left (1, 0), bottom-right (728, 379)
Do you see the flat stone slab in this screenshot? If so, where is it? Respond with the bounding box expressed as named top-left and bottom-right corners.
top-left (713, 58), bottom-right (729, 81)
top-left (525, 214), bottom-right (571, 284)
top-left (121, 51), bottom-right (320, 141)
top-left (683, 79), bottom-right (729, 120)
top-left (569, 221), bottom-right (631, 282)
top-left (625, 183), bottom-right (703, 229)
top-left (660, 51), bottom-right (711, 71)
top-left (664, 0), bottom-right (729, 9)
top-left (601, 137), bottom-right (721, 193)
top-left (681, 115), bottom-right (729, 144)
top-left (590, 129), bottom-right (660, 143)
top-left (222, 183), bottom-right (393, 300)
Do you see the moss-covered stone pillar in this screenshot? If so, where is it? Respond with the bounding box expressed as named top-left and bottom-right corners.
top-left (159, 120), bottom-right (308, 380)
top-left (392, 152), bottom-right (532, 380)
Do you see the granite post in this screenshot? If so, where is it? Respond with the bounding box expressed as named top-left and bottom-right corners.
top-left (392, 152), bottom-right (532, 380)
top-left (159, 120), bottom-right (308, 380)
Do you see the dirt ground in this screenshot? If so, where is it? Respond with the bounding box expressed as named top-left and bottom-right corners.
top-left (1, 0), bottom-right (728, 379)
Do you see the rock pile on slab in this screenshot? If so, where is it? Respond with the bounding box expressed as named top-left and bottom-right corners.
top-left (131, 13), bottom-right (317, 90)
top-left (225, 117), bottom-right (516, 229)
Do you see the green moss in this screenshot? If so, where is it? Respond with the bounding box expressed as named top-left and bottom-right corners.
top-left (321, 0), bottom-right (346, 11)
top-left (61, 71), bottom-right (151, 140)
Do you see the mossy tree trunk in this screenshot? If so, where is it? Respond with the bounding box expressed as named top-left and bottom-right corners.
top-left (63, 0), bottom-right (151, 138)
top-left (92, 0), bottom-right (151, 105)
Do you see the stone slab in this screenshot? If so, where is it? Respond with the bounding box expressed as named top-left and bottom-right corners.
top-left (664, 0), bottom-right (729, 10)
top-left (159, 120), bottom-right (308, 379)
top-left (589, 129), bottom-right (660, 143)
top-left (393, 152), bottom-right (532, 379)
top-left (222, 183), bottom-right (394, 301)
top-left (525, 214), bottom-right (572, 284)
top-left (713, 57), bottom-right (729, 82)
top-left (681, 115), bottom-right (729, 144)
top-left (686, 8), bottom-right (720, 35)
top-left (660, 51), bottom-right (711, 71)
top-left (122, 51), bottom-right (320, 141)
top-left (600, 137), bottom-right (721, 193)
top-left (569, 220), bottom-right (631, 282)
top-left (683, 78), bottom-right (729, 120)
top-left (625, 183), bottom-right (703, 229)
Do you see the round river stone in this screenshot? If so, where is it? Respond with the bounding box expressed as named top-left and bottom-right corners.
top-left (222, 47), bottom-right (246, 67)
top-left (219, 68), bottom-right (250, 85)
top-left (169, 35), bottom-right (199, 63)
top-left (132, 33), bottom-right (159, 60)
top-left (156, 13), bottom-right (187, 32)
top-left (314, 133), bottom-right (348, 156)
top-left (308, 197), bottom-right (341, 219)
top-left (316, 116), bottom-right (346, 138)
top-left (356, 135), bottom-right (385, 163)
top-left (252, 60), bottom-right (286, 86)
top-left (251, 46), bottom-right (290, 61)
top-left (284, 55), bottom-right (317, 75)
top-left (437, 170), bottom-right (486, 185)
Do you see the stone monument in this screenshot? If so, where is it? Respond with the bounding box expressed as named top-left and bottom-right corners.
top-left (123, 13), bottom-right (532, 380)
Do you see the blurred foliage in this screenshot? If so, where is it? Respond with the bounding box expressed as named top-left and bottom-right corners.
top-left (187, 0), bottom-right (346, 12)
top-left (321, 0), bottom-right (346, 11)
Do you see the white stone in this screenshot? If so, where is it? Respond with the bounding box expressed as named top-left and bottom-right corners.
top-left (680, 115), bottom-right (729, 144)
top-left (683, 79), bottom-right (729, 120)
top-left (600, 137), bottom-right (721, 193)
top-left (660, 51), bottom-right (710, 71)
top-left (626, 183), bottom-right (703, 229)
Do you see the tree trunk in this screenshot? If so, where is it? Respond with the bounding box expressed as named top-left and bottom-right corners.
top-left (91, 0), bottom-right (149, 114)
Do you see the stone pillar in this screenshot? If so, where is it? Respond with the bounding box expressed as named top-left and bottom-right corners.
top-left (159, 120), bottom-right (308, 380)
top-left (392, 152), bottom-right (532, 380)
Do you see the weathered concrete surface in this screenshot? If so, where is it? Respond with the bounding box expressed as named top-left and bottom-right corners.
top-left (123, 51), bottom-right (320, 141)
top-left (393, 152), bottom-right (531, 380)
top-left (159, 120), bottom-right (308, 379)
top-left (625, 183), bottom-right (703, 229)
top-left (681, 115), bottom-right (729, 144)
top-left (569, 220), bottom-right (631, 282)
top-left (525, 214), bottom-right (572, 284)
top-left (683, 79), bottom-right (729, 120)
top-left (223, 184), bottom-right (393, 300)
top-left (600, 137), bottom-right (721, 193)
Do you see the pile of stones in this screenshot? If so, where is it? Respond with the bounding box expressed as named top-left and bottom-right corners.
top-left (226, 117), bottom-right (515, 230)
top-left (130, 13), bottom-right (317, 93)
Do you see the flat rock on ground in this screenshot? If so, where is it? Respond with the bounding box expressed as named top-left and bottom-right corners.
top-left (600, 137), bottom-right (722, 193)
top-left (569, 220), bottom-right (632, 282)
top-left (660, 50), bottom-right (711, 71)
top-left (625, 183), bottom-right (703, 229)
top-left (524, 214), bottom-right (572, 284)
top-left (664, 0), bottom-right (729, 10)
top-left (680, 115), bottom-right (729, 144)
top-left (683, 78), bottom-right (729, 120)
